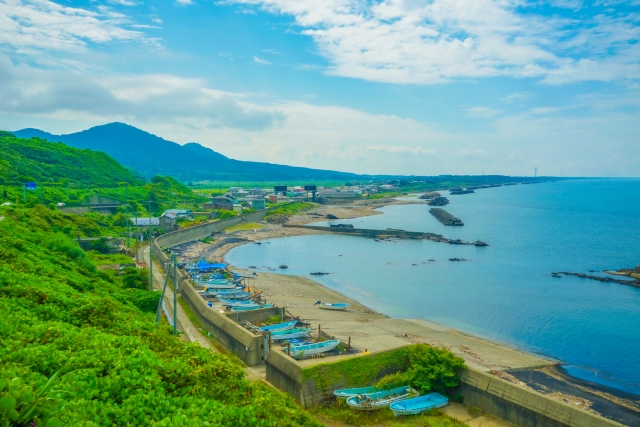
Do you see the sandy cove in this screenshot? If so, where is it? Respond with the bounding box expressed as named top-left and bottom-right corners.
top-left (176, 200), bottom-right (556, 373)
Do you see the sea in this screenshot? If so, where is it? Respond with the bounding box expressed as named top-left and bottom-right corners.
top-left (226, 179), bottom-right (640, 394)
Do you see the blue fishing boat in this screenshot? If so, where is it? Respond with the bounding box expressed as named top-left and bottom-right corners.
top-left (270, 328), bottom-right (311, 340)
top-left (285, 339), bottom-right (341, 358)
top-left (346, 386), bottom-right (418, 411)
top-left (258, 320), bottom-right (297, 332)
top-left (390, 392), bottom-right (448, 416)
top-left (220, 298), bottom-right (259, 307)
top-left (333, 386), bottom-right (379, 400)
top-left (231, 303), bottom-right (274, 312)
top-left (194, 282), bottom-right (238, 290)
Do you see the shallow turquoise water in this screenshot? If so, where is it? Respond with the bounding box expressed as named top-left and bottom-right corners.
top-left (227, 179), bottom-right (640, 393)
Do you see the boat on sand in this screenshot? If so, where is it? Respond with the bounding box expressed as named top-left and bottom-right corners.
top-left (285, 339), bottom-right (340, 358)
top-left (314, 301), bottom-right (351, 310)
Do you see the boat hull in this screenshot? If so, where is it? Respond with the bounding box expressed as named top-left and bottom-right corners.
top-left (390, 393), bottom-right (448, 416)
top-left (271, 328), bottom-right (311, 340)
top-left (346, 386), bottom-right (418, 411)
top-left (334, 386), bottom-right (379, 400)
top-left (286, 339), bottom-right (340, 357)
top-left (258, 320), bottom-right (297, 332)
top-left (318, 303), bottom-right (350, 310)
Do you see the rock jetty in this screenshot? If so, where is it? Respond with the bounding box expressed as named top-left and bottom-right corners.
top-left (429, 208), bottom-right (464, 226)
top-left (428, 197), bottom-right (449, 206)
top-left (419, 191), bottom-right (441, 200)
top-left (554, 272), bottom-right (640, 288)
top-left (450, 189), bottom-right (475, 195)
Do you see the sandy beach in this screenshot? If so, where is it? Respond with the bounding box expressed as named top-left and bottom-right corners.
top-left (174, 201), bottom-right (640, 425)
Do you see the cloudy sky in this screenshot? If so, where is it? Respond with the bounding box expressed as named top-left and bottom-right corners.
top-left (1, 0), bottom-right (639, 176)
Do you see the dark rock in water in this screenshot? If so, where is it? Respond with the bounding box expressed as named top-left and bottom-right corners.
top-left (449, 258), bottom-right (468, 262)
top-left (429, 208), bottom-right (463, 226)
top-left (254, 242), bottom-right (262, 245)
top-left (428, 197), bottom-right (449, 206)
top-left (474, 241), bottom-right (489, 247)
top-left (448, 239), bottom-right (465, 245)
top-left (279, 265), bottom-right (288, 269)
top-left (419, 191), bottom-right (441, 200)
top-left (428, 259), bottom-right (436, 262)
top-left (450, 189), bottom-right (475, 195)
top-left (310, 272), bottom-right (330, 275)
top-left (412, 264), bottom-right (418, 266)
top-left (248, 266), bottom-right (257, 269)
top-left (330, 223), bottom-right (354, 228)
top-left (326, 214), bottom-right (339, 219)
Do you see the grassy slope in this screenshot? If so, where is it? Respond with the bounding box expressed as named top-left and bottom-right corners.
top-left (0, 205), bottom-right (320, 426)
top-left (0, 131), bottom-right (143, 187)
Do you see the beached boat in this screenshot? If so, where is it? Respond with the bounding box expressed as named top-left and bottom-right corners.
top-left (389, 393), bottom-right (448, 416)
top-left (270, 328), bottom-right (311, 340)
top-left (334, 386), bottom-right (379, 400)
top-left (346, 386), bottom-right (418, 411)
top-left (258, 320), bottom-right (297, 332)
top-left (317, 302), bottom-right (351, 310)
top-left (285, 339), bottom-right (341, 358)
top-left (220, 298), bottom-right (259, 307)
top-left (203, 290), bottom-right (250, 299)
top-left (231, 303), bottom-right (274, 312)
top-left (194, 282), bottom-right (238, 290)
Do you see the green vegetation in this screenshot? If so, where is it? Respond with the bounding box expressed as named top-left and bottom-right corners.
top-left (0, 131), bottom-right (143, 187)
top-left (367, 192), bottom-right (399, 200)
top-left (311, 401), bottom-right (466, 427)
top-left (302, 344), bottom-right (465, 396)
top-left (86, 251), bottom-right (134, 266)
top-left (265, 202), bottom-right (316, 217)
top-left (225, 222), bottom-right (264, 232)
top-left (0, 205), bottom-right (321, 426)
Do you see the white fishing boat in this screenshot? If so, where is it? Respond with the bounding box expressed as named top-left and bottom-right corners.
top-left (346, 386), bottom-right (418, 411)
top-left (285, 339), bottom-right (341, 358)
top-left (316, 302), bottom-right (350, 310)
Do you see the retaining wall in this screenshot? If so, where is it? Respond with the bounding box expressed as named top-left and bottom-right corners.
top-left (266, 348), bottom-right (624, 427)
top-left (226, 306), bottom-right (284, 325)
top-left (152, 211), bottom-right (270, 366)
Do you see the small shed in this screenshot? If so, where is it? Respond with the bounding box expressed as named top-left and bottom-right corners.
top-left (251, 197), bottom-right (266, 210)
top-left (210, 196), bottom-right (234, 210)
top-left (159, 213), bottom-right (178, 232)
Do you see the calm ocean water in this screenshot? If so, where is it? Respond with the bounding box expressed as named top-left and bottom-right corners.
top-left (227, 179), bottom-right (640, 393)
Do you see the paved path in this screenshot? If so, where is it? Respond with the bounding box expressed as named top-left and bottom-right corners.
top-left (142, 247), bottom-right (218, 352)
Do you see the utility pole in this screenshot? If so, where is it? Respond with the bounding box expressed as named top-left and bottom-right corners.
top-left (145, 200), bottom-right (155, 292)
top-left (173, 254), bottom-right (178, 336)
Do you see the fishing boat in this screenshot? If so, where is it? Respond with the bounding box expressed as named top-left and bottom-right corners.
top-left (389, 393), bottom-right (448, 416)
top-left (194, 282), bottom-right (238, 290)
top-left (346, 386), bottom-right (418, 411)
top-left (231, 303), bottom-right (274, 312)
top-left (316, 302), bottom-right (351, 310)
top-left (285, 339), bottom-right (341, 358)
top-left (334, 386), bottom-right (379, 400)
top-left (203, 290), bottom-right (250, 299)
top-left (258, 320), bottom-right (297, 332)
top-left (220, 298), bottom-right (259, 307)
top-left (270, 328), bottom-right (311, 340)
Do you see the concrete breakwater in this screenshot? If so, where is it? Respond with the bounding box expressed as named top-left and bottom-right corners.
top-left (429, 208), bottom-right (464, 226)
top-left (282, 224), bottom-right (488, 246)
top-left (555, 272), bottom-right (640, 288)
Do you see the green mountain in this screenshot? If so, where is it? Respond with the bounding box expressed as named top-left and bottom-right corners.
top-left (13, 123), bottom-right (362, 182)
top-left (0, 130), bottom-right (144, 187)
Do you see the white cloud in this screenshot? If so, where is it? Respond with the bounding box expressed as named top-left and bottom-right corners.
top-left (223, 0), bottom-right (640, 85)
top-left (0, 0), bottom-right (148, 54)
top-left (253, 56), bottom-right (271, 64)
top-left (262, 48), bottom-right (281, 54)
top-left (176, 0), bottom-right (193, 5)
top-left (367, 145), bottom-right (435, 155)
top-left (108, 0), bottom-right (138, 6)
top-left (466, 107), bottom-right (501, 118)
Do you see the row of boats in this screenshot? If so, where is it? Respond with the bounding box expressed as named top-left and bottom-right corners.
top-left (256, 320), bottom-right (342, 357)
top-left (334, 386), bottom-right (449, 416)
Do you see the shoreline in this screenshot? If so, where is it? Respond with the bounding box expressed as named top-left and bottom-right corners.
top-left (175, 200), bottom-right (639, 424)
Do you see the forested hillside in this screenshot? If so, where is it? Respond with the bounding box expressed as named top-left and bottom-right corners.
top-left (0, 131), bottom-right (144, 187)
top-left (0, 205), bottom-right (320, 426)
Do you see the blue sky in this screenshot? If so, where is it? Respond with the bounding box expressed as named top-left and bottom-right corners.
top-left (0, 0), bottom-right (639, 176)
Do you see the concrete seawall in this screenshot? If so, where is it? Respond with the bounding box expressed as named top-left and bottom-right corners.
top-left (266, 347), bottom-right (624, 427)
top-left (153, 210), bottom-right (271, 366)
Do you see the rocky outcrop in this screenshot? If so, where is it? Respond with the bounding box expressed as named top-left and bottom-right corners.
top-left (265, 214), bottom-right (289, 225)
top-left (419, 192), bottom-right (441, 200)
top-left (428, 197), bottom-right (450, 206)
top-left (450, 189), bottom-right (475, 195)
top-left (326, 214), bottom-right (339, 219)
top-left (429, 208), bottom-right (464, 226)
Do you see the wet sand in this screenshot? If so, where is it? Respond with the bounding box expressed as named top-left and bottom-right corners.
top-left (173, 202), bottom-right (639, 425)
